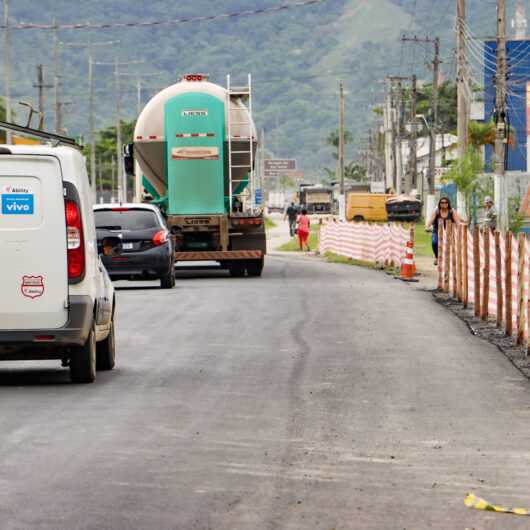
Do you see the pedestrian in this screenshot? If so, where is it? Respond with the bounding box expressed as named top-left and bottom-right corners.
top-left (426, 197), bottom-right (462, 265)
top-left (483, 196), bottom-right (497, 232)
top-left (284, 202), bottom-right (299, 237)
top-left (297, 208), bottom-right (311, 251)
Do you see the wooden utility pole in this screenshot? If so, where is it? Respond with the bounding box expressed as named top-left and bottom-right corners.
top-left (3, 0), bottom-right (12, 142)
top-left (495, 0), bottom-right (508, 231)
top-left (338, 80), bottom-right (345, 196)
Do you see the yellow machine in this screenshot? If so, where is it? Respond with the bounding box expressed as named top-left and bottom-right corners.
top-left (346, 193), bottom-right (395, 222)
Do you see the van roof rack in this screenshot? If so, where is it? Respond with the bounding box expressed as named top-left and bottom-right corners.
top-left (0, 120), bottom-right (82, 150)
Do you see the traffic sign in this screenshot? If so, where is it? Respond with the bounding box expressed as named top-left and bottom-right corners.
top-left (264, 159), bottom-right (297, 177)
top-left (255, 188), bottom-right (263, 205)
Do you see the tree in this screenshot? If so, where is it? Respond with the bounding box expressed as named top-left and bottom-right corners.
top-left (345, 162), bottom-right (367, 182)
top-left (326, 129), bottom-right (353, 160)
top-left (442, 147), bottom-right (483, 220)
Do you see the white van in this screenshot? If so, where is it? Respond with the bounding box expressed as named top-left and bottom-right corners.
top-left (0, 144), bottom-right (118, 383)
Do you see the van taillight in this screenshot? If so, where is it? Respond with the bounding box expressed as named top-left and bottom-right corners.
top-left (65, 199), bottom-right (85, 280)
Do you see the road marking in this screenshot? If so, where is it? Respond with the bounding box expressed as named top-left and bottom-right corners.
top-left (465, 493), bottom-right (530, 516)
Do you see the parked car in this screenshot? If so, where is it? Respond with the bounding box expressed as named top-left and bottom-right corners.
top-left (94, 203), bottom-right (176, 289)
top-left (0, 144), bottom-right (119, 383)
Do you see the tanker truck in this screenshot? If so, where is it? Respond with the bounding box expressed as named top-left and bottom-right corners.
top-left (126, 73), bottom-right (266, 277)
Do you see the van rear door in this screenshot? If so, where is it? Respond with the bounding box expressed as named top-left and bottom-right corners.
top-left (0, 155), bottom-right (68, 330)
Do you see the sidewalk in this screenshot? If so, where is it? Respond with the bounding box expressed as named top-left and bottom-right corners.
top-left (266, 214), bottom-right (295, 251)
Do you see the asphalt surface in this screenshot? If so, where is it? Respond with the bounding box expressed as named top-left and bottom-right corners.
top-left (2, 254), bottom-right (530, 529)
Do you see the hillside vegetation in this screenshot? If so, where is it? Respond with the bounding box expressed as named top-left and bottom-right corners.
top-left (2, 0), bottom-right (514, 177)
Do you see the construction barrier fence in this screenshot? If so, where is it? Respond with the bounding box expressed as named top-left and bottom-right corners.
top-left (319, 220), bottom-right (412, 267)
top-left (438, 224), bottom-right (530, 350)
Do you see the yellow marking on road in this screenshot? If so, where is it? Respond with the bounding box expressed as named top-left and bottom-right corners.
top-left (465, 493), bottom-right (530, 516)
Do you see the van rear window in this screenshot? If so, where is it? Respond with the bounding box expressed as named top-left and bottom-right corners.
top-left (95, 209), bottom-right (159, 231)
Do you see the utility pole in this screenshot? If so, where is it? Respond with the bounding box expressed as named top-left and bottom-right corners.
top-left (401, 35), bottom-right (440, 209)
top-left (384, 81), bottom-right (394, 191)
top-left (3, 0), bottom-right (12, 142)
top-left (33, 65), bottom-right (53, 131)
top-left (409, 74), bottom-right (418, 193)
top-left (61, 40), bottom-right (119, 202)
top-left (395, 80), bottom-right (404, 195)
top-left (338, 80), bottom-right (345, 196)
top-left (495, 0), bottom-right (508, 231)
top-left (457, 0), bottom-right (470, 219)
top-left (429, 37), bottom-right (440, 198)
top-left (53, 21), bottom-right (62, 135)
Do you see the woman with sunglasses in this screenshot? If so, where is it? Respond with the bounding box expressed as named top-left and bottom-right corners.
top-left (426, 197), bottom-right (462, 265)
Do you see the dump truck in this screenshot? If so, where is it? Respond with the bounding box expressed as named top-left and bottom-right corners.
top-left (128, 73), bottom-right (266, 277)
top-left (299, 184), bottom-right (334, 214)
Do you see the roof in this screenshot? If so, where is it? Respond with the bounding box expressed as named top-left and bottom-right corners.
top-left (93, 202), bottom-right (159, 211)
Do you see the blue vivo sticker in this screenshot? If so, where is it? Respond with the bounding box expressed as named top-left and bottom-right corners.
top-left (1, 194), bottom-right (35, 215)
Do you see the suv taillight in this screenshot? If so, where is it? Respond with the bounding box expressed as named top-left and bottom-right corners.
top-left (65, 199), bottom-right (85, 280)
top-left (152, 229), bottom-right (168, 246)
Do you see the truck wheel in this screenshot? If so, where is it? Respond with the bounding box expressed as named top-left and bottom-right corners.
top-left (229, 263), bottom-right (245, 277)
top-left (160, 266), bottom-right (176, 289)
top-left (96, 318), bottom-right (116, 371)
top-left (70, 324), bottom-right (96, 384)
top-left (246, 258), bottom-right (264, 277)
top-left (353, 215), bottom-right (364, 222)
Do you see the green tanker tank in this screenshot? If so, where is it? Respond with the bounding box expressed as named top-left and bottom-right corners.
top-left (130, 73), bottom-right (266, 277)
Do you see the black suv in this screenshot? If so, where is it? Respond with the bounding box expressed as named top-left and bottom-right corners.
top-left (94, 204), bottom-right (175, 289)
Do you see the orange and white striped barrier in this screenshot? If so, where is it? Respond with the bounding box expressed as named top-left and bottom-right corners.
top-left (318, 220), bottom-right (411, 268)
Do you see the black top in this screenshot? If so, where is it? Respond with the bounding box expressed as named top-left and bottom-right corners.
top-left (286, 205), bottom-right (299, 222)
top-left (433, 208), bottom-right (454, 232)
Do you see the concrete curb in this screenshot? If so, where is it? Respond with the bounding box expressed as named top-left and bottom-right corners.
top-left (432, 291), bottom-right (530, 380)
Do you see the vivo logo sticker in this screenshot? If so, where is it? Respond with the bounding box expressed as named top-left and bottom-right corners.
top-left (1, 194), bottom-right (35, 215)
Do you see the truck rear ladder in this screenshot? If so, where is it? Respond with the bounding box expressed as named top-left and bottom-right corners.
top-left (226, 74), bottom-right (255, 215)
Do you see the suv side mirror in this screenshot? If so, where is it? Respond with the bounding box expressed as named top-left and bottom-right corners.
top-left (123, 143), bottom-right (135, 177)
top-left (101, 237), bottom-right (123, 257)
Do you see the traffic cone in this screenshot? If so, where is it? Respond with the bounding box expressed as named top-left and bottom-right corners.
top-left (400, 239), bottom-right (418, 282)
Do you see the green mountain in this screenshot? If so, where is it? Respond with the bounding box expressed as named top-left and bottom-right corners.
top-left (2, 0), bottom-right (520, 178)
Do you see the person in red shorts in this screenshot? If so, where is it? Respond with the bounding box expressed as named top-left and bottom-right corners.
top-left (297, 208), bottom-right (311, 251)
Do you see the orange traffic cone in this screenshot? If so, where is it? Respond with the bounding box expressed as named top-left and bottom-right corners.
top-left (400, 240), bottom-right (418, 282)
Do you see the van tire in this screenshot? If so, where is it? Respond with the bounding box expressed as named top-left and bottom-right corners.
top-left (353, 215), bottom-right (364, 222)
top-left (70, 324), bottom-right (96, 384)
top-left (160, 267), bottom-right (175, 289)
top-left (96, 318), bottom-right (116, 371)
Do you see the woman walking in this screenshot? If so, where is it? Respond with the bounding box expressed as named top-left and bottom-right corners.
top-left (426, 197), bottom-right (461, 265)
top-left (297, 208), bottom-right (311, 251)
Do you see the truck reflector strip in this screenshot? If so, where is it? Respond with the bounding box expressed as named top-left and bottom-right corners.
top-left (176, 133), bottom-right (215, 138)
top-left (135, 135), bottom-right (165, 141)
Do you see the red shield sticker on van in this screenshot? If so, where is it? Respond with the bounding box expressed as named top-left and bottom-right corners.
top-left (21, 276), bottom-right (45, 299)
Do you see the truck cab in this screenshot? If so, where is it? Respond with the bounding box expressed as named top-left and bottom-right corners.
top-left (0, 144), bottom-right (117, 383)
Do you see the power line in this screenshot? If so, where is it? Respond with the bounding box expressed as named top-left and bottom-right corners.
top-left (0, 0), bottom-right (328, 31)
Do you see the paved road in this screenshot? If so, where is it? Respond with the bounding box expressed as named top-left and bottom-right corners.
top-left (2, 255), bottom-right (530, 529)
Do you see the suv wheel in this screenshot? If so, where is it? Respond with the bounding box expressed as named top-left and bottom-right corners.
top-left (96, 318), bottom-right (116, 371)
top-left (70, 324), bottom-right (96, 383)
